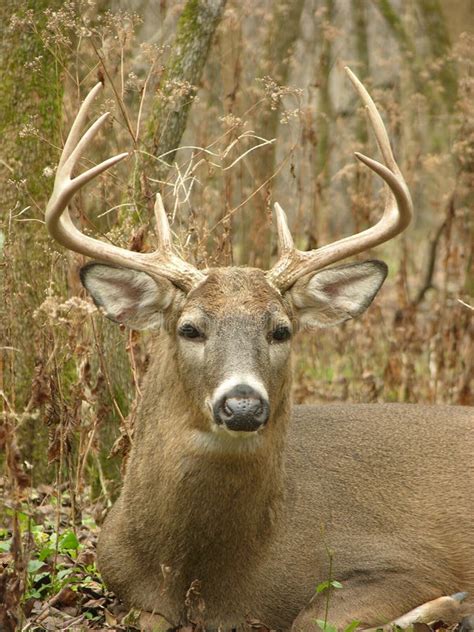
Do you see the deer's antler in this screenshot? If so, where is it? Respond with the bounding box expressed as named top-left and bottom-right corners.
top-left (265, 67), bottom-right (413, 292)
top-left (47, 72), bottom-right (412, 295)
top-left (46, 82), bottom-right (205, 292)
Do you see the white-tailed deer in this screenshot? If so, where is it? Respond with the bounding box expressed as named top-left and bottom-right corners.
top-left (45, 69), bottom-right (473, 631)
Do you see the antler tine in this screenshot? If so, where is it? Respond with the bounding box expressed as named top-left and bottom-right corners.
top-left (153, 193), bottom-right (173, 252)
top-left (266, 67), bottom-right (413, 292)
top-left (150, 193), bottom-right (206, 288)
top-left (58, 82), bottom-right (103, 172)
top-left (274, 203), bottom-right (295, 252)
top-left (46, 83), bottom-right (205, 293)
top-left (345, 67), bottom-right (398, 174)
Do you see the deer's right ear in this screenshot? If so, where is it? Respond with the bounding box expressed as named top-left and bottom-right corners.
top-left (80, 263), bottom-right (181, 330)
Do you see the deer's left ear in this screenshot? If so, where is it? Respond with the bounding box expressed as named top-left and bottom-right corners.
top-left (289, 260), bottom-right (388, 329)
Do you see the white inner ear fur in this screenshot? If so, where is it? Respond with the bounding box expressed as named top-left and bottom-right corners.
top-left (289, 260), bottom-right (388, 329)
top-left (80, 264), bottom-right (178, 330)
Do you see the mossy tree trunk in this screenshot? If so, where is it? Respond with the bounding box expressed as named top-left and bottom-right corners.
top-left (371, 0), bottom-right (425, 97)
top-left (0, 2), bottom-right (64, 208)
top-left (416, 0), bottom-right (458, 110)
top-left (0, 0), bottom-right (64, 440)
top-left (371, 0), bottom-right (457, 113)
top-left (0, 1), bottom-right (64, 625)
top-left (138, 0), bottom-right (226, 199)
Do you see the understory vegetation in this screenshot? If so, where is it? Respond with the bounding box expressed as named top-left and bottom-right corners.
top-left (1, 0), bottom-right (473, 629)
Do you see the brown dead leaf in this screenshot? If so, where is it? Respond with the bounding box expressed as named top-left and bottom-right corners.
top-left (83, 596), bottom-right (106, 609)
top-left (54, 585), bottom-right (79, 607)
top-left (104, 608), bottom-right (119, 627)
top-left (413, 624), bottom-right (433, 632)
top-left (76, 547), bottom-right (96, 567)
top-left (0, 551), bottom-right (14, 567)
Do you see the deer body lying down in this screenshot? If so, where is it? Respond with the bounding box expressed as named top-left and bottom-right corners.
top-left (96, 303), bottom-right (473, 630)
top-left (45, 69), bottom-right (474, 630)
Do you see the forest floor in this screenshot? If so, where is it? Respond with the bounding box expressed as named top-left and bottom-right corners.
top-left (0, 483), bottom-right (144, 631)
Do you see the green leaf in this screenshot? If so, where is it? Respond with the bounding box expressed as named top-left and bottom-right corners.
top-left (84, 564), bottom-right (97, 574)
top-left (316, 619), bottom-right (337, 632)
top-left (56, 567), bottom-right (74, 580)
top-left (343, 621), bottom-right (361, 632)
top-left (27, 559), bottom-right (45, 574)
top-left (38, 546), bottom-right (55, 561)
top-left (19, 511), bottom-right (29, 523)
top-left (82, 517), bottom-right (97, 529)
top-left (32, 571), bottom-right (51, 584)
top-left (59, 531), bottom-right (79, 552)
top-left (0, 539), bottom-right (12, 552)
top-left (315, 579), bottom-right (342, 594)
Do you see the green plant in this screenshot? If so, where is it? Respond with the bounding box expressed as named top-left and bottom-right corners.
top-left (1, 506), bottom-right (104, 602)
top-left (314, 580), bottom-right (360, 632)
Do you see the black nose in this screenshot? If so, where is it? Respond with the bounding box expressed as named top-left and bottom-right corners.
top-left (213, 384), bottom-right (270, 432)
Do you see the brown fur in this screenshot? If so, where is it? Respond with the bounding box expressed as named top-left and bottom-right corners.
top-left (96, 268), bottom-right (474, 631)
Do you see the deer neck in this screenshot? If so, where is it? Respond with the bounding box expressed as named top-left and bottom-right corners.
top-left (126, 332), bottom-right (291, 583)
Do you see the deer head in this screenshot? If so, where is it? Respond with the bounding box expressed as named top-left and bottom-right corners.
top-left (45, 68), bottom-right (412, 437)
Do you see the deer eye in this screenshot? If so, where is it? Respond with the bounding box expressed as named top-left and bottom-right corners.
top-left (271, 325), bottom-right (291, 343)
top-left (178, 323), bottom-right (204, 340)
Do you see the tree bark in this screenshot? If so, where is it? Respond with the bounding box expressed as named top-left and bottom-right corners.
top-left (0, 2), bottom-right (63, 208)
top-left (371, 0), bottom-right (425, 97)
top-left (315, 0), bottom-right (335, 183)
top-left (254, 0), bottom-right (306, 181)
top-left (416, 0), bottom-right (458, 110)
top-left (146, 0), bottom-right (227, 183)
top-left (247, 0), bottom-right (306, 267)
top-left (0, 0), bottom-right (63, 412)
top-left (0, 2), bottom-right (64, 625)
top-left (371, 0), bottom-right (455, 111)
top-left (352, 0), bottom-right (370, 144)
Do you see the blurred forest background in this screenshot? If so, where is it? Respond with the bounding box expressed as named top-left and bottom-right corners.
top-left (0, 0), bottom-right (473, 629)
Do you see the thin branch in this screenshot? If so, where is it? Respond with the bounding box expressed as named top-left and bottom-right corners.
top-left (412, 194), bottom-right (455, 306)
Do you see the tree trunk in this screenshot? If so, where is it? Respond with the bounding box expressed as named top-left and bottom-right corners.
top-left (146, 0), bottom-right (227, 184)
top-left (352, 0), bottom-right (370, 144)
top-left (416, 0), bottom-right (458, 110)
top-left (247, 0), bottom-right (306, 267)
top-left (0, 0), bottom-right (63, 422)
top-left (371, 0), bottom-right (425, 99)
top-left (0, 2), bottom-right (64, 626)
top-left (314, 0), bottom-right (335, 184)
top-left (254, 0), bottom-right (306, 182)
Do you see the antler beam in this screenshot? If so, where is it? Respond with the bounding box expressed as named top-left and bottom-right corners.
top-left (265, 67), bottom-right (413, 292)
top-left (46, 83), bottom-right (205, 293)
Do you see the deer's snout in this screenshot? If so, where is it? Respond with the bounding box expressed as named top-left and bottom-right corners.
top-left (213, 383), bottom-right (270, 432)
